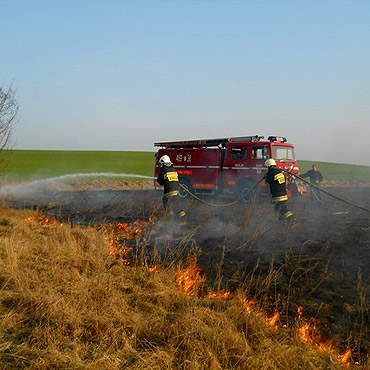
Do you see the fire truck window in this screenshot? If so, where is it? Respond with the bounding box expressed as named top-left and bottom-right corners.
top-left (273, 146), bottom-right (296, 162)
top-left (231, 147), bottom-right (247, 160)
top-left (253, 146), bottom-right (270, 160)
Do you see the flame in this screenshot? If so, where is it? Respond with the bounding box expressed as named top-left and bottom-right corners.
top-left (111, 218), bottom-right (156, 240)
top-left (298, 305), bottom-right (303, 317)
top-left (244, 299), bottom-right (353, 364)
top-left (265, 311), bottom-right (280, 332)
top-left (241, 297), bottom-right (281, 332)
top-left (26, 215), bottom-right (63, 228)
top-left (113, 222), bottom-right (141, 240)
top-left (149, 265), bottom-right (161, 273)
top-left (318, 339), bottom-right (335, 354)
top-left (242, 297), bottom-right (258, 313)
top-left (297, 316), bottom-right (356, 367)
top-left (338, 348), bottom-right (352, 368)
top-left (109, 237), bottom-right (133, 265)
top-left (298, 319), bottom-right (325, 345)
top-left (298, 322), bottom-right (311, 342)
top-left (176, 258), bottom-right (207, 297)
top-left (208, 290), bottom-right (233, 299)
top-left (106, 218), bottom-right (156, 265)
top-left (25, 216), bottom-right (155, 265)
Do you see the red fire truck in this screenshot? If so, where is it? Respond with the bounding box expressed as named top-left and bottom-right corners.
top-left (154, 135), bottom-right (306, 201)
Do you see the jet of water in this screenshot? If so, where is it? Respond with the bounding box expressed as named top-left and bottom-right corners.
top-left (0, 172), bottom-right (156, 197)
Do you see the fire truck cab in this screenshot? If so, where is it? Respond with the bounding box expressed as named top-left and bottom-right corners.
top-left (154, 135), bottom-right (306, 201)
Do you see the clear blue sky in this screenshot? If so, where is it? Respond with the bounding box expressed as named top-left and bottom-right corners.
top-left (1, 0), bottom-right (370, 165)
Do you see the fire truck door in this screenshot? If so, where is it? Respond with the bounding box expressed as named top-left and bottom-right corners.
top-left (222, 145), bottom-right (250, 190)
top-left (218, 146), bottom-right (227, 192)
top-left (250, 144), bottom-right (270, 177)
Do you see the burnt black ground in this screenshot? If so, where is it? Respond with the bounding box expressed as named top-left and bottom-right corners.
top-left (2, 189), bottom-right (162, 224)
top-left (2, 186), bottom-right (370, 360)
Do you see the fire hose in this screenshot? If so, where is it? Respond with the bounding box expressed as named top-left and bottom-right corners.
top-left (152, 175), bottom-right (258, 207)
top-left (178, 179), bottom-right (263, 207)
top-left (152, 174), bottom-right (256, 207)
top-left (282, 169), bottom-right (370, 214)
top-left (180, 171), bottom-right (370, 213)
top-left (178, 184), bottom-right (241, 207)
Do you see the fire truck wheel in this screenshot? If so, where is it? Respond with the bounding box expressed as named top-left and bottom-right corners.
top-left (179, 180), bottom-right (192, 198)
top-left (239, 180), bottom-right (258, 204)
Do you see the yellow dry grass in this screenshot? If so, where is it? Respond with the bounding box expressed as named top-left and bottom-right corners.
top-left (0, 206), bottom-right (345, 369)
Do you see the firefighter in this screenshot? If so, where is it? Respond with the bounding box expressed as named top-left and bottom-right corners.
top-left (157, 155), bottom-right (186, 220)
top-left (300, 164), bottom-right (323, 202)
top-left (264, 159), bottom-right (293, 220)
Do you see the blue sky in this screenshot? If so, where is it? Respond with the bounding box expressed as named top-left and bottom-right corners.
top-left (1, 0), bottom-right (370, 164)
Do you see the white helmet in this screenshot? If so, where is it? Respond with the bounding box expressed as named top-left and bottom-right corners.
top-left (159, 155), bottom-right (172, 166)
top-left (265, 158), bottom-right (277, 167)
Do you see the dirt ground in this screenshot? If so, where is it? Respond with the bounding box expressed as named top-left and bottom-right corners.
top-left (2, 184), bottom-right (370, 362)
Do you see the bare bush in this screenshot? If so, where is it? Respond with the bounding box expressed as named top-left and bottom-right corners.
top-left (0, 84), bottom-right (18, 174)
top-left (0, 84), bottom-right (17, 151)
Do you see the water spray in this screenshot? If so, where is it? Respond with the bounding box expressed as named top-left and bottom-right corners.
top-left (0, 172), bottom-right (157, 196)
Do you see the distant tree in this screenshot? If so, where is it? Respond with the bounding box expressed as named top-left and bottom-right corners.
top-left (0, 84), bottom-right (18, 152)
top-left (0, 84), bottom-right (18, 175)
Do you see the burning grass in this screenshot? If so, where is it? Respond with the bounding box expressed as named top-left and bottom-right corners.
top-left (26, 214), bottom-right (64, 228)
top-left (0, 205), bottom-right (360, 369)
top-left (175, 258), bottom-right (354, 368)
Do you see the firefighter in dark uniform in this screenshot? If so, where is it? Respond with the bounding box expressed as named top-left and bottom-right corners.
top-left (264, 159), bottom-right (293, 220)
top-left (157, 155), bottom-right (186, 220)
top-left (300, 164), bottom-right (323, 202)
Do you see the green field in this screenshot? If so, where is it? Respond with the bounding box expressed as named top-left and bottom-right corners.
top-left (0, 150), bottom-right (155, 181)
top-left (299, 160), bottom-right (370, 181)
top-left (0, 150), bottom-right (370, 182)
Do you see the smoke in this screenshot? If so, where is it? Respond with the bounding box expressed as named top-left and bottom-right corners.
top-left (1, 172), bottom-right (369, 284)
top-left (1, 174), bottom-right (369, 355)
top-left (0, 173), bottom-right (159, 224)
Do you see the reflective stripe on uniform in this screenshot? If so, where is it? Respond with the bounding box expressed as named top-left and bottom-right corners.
top-left (164, 190), bottom-right (179, 198)
top-left (283, 211), bottom-right (293, 219)
top-left (273, 173), bottom-right (286, 184)
top-left (271, 195), bottom-right (288, 203)
top-left (164, 172), bottom-right (179, 182)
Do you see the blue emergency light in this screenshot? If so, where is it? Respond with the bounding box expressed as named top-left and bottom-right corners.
top-left (268, 136), bottom-right (287, 143)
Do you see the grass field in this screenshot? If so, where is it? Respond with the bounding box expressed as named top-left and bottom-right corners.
top-left (0, 150), bottom-right (370, 182)
top-left (299, 160), bottom-right (370, 181)
top-left (0, 150), bottom-right (155, 181)
top-left (0, 206), bottom-right (350, 368)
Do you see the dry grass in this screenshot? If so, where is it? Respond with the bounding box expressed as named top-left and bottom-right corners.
top-left (0, 206), bottom-right (347, 369)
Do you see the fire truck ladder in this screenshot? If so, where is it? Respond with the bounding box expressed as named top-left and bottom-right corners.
top-left (154, 135), bottom-right (265, 148)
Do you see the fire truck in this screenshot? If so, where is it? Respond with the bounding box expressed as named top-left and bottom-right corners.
top-left (154, 135), bottom-right (306, 201)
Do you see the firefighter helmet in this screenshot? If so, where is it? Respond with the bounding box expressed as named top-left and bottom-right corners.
top-left (265, 159), bottom-right (277, 167)
top-left (159, 155), bottom-right (172, 166)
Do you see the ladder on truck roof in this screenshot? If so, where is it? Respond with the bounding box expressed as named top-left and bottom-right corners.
top-left (154, 135), bottom-right (264, 148)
